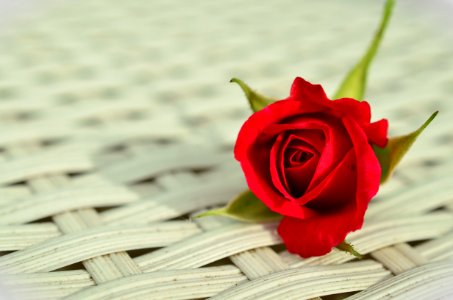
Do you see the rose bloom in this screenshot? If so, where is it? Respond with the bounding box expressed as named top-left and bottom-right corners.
top-left (234, 77), bottom-right (388, 257)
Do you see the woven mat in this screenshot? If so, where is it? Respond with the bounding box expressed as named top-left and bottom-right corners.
top-left (0, 0), bottom-right (452, 299)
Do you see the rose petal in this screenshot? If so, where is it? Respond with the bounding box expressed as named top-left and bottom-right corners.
top-left (288, 117), bottom-right (352, 191)
top-left (285, 154), bottom-right (318, 198)
top-left (265, 116), bottom-right (351, 189)
top-left (235, 77), bottom-right (338, 163)
top-left (331, 98), bottom-right (371, 125)
top-left (270, 133), bottom-right (294, 200)
top-left (332, 98), bottom-right (388, 147)
top-left (284, 135), bottom-right (319, 167)
top-left (293, 149), bottom-right (355, 206)
top-left (277, 206), bottom-right (356, 257)
top-left (235, 100), bottom-right (307, 162)
top-left (271, 133), bottom-right (320, 200)
top-left (286, 148), bottom-right (314, 167)
top-left (365, 118), bottom-right (388, 147)
top-left (277, 143), bottom-right (364, 258)
top-left (283, 136), bottom-right (320, 197)
top-left (264, 126), bottom-right (326, 154)
top-left (289, 77), bottom-right (330, 109)
top-left (304, 149), bottom-right (356, 210)
top-left (342, 117), bottom-right (381, 222)
top-left (285, 134), bottom-right (320, 167)
top-left (239, 140), bottom-right (317, 219)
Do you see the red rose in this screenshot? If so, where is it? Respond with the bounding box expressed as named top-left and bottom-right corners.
top-left (234, 77), bottom-right (388, 257)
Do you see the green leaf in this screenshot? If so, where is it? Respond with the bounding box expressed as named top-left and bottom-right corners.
top-left (230, 78), bottom-right (275, 112)
top-left (336, 240), bottom-right (363, 259)
top-left (374, 111), bottom-right (438, 183)
top-left (196, 190), bottom-right (282, 223)
top-left (333, 0), bottom-right (395, 100)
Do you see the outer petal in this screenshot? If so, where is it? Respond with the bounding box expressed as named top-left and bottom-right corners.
top-left (342, 117), bottom-right (381, 223)
top-left (332, 98), bottom-right (388, 147)
top-left (331, 98), bottom-right (371, 125)
top-left (365, 119), bottom-right (388, 147)
top-left (288, 77), bottom-right (331, 109)
top-left (277, 206), bottom-right (356, 258)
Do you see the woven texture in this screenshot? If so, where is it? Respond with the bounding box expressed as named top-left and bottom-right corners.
top-left (0, 0), bottom-right (452, 299)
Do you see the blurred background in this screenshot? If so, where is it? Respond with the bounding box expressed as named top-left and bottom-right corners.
top-left (0, 0), bottom-right (452, 298)
top-left (0, 0), bottom-right (452, 144)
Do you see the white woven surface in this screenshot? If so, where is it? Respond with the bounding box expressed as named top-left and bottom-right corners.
top-left (0, 0), bottom-right (452, 299)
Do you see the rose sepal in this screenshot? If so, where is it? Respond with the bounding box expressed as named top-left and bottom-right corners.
top-left (196, 190), bottom-right (282, 223)
top-left (336, 241), bottom-right (363, 259)
top-left (374, 111), bottom-right (438, 183)
top-left (333, 0), bottom-right (395, 100)
top-left (230, 78), bottom-right (275, 112)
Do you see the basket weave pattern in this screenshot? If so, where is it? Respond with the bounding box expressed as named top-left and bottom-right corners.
top-left (0, 0), bottom-right (452, 299)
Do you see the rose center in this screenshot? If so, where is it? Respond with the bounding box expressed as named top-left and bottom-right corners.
top-left (289, 150), bottom-right (313, 164)
top-left (285, 146), bottom-right (315, 168)
top-left (277, 136), bottom-right (322, 198)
